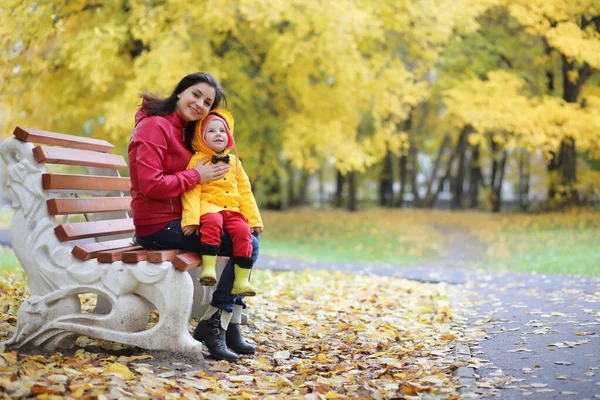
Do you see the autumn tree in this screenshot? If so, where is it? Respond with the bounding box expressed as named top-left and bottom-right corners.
top-left (504, 0), bottom-right (600, 204)
top-left (429, 1), bottom-right (600, 210)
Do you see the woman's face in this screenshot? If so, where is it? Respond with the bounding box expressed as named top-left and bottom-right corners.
top-left (176, 82), bottom-right (216, 122)
top-left (204, 119), bottom-right (229, 152)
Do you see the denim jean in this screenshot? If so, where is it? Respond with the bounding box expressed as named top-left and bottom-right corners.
top-left (136, 219), bottom-right (260, 312)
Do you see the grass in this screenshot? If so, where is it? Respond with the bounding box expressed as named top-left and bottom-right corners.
top-left (0, 247), bottom-right (24, 277)
top-left (0, 208), bottom-right (598, 277)
top-left (482, 227), bottom-right (600, 275)
top-left (0, 209), bottom-right (12, 228)
top-left (260, 208), bottom-right (600, 277)
top-left (260, 208), bottom-right (445, 265)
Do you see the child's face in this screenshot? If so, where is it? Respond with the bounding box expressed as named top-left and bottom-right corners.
top-left (204, 119), bottom-right (229, 152)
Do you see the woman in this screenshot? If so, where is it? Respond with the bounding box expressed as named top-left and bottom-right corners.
top-left (128, 72), bottom-right (259, 362)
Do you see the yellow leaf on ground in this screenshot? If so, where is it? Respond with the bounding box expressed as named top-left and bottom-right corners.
top-left (106, 363), bottom-right (133, 379)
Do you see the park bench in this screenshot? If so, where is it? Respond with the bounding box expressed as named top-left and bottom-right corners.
top-left (0, 127), bottom-right (228, 355)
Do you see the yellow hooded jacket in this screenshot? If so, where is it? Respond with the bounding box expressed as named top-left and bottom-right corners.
top-left (181, 109), bottom-right (263, 229)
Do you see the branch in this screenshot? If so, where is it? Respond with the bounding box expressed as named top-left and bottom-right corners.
top-left (581, 14), bottom-right (600, 31)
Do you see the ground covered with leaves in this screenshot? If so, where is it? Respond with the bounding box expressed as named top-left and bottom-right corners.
top-left (0, 269), bottom-right (470, 399)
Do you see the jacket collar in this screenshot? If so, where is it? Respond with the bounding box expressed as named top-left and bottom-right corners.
top-left (165, 110), bottom-right (187, 131)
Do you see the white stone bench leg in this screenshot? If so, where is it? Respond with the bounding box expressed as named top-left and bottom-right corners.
top-left (48, 265), bottom-right (203, 354)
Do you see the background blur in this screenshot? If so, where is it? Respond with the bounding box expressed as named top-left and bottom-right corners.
top-left (1, 1), bottom-right (599, 276)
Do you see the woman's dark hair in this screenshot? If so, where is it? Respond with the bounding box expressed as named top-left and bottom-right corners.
top-left (139, 72), bottom-right (227, 150)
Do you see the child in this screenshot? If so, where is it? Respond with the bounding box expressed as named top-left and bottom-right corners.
top-left (181, 109), bottom-right (263, 297)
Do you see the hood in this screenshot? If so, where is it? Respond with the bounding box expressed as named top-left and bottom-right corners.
top-left (134, 107), bottom-right (148, 127)
top-left (192, 109), bottom-right (236, 155)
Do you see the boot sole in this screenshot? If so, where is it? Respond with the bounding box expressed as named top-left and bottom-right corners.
top-left (209, 353), bottom-right (239, 362)
top-left (229, 347), bottom-right (256, 355)
top-left (231, 288), bottom-right (257, 296)
top-left (199, 277), bottom-right (217, 286)
top-left (202, 346), bottom-right (239, 362)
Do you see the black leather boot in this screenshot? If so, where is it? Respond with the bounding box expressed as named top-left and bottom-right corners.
top-left (193, 311), bottom-right (239, 362)
top-left (226, 323), bottom-right (256, 354)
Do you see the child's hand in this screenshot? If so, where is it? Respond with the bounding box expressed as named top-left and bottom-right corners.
top-left (182, 225), bottom-right (199, 236)
top-left (251, 227), bottom-right (264, 236)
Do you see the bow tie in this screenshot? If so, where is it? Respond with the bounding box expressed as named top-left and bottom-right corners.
top-left (212, 155), bottom-right (230, 164)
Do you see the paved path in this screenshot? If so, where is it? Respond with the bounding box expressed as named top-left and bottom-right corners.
top-left (256, 255), bottom-right (600, 399)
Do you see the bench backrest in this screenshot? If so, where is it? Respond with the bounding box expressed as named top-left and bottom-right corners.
top-left (13, 127), bottom-right (200, 269)
top-left (14, 127), bottom-right (137, 256)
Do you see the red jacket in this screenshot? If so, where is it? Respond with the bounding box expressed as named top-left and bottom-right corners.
top-left (128, 108), bottom-right (201, 235)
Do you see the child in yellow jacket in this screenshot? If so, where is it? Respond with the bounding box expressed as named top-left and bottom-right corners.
top-left (181, 109), bottom-right (263, 296)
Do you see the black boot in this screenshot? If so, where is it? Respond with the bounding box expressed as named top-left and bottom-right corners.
top-left (226, 323), bottom-right (256, 354)
top-left (193, 311), bottom-right (239, 362)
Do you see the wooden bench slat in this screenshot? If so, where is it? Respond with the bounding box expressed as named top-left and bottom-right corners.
top-left (47, 197), bottom-right (132, 215)
top-left (147, 249), bottom-right (182, 263)
top-left (72, 238), bottom-right (135, 260)
top-left (173, 252), bottom-right (202, 272)
top-left (43, 173), bottom-right (130, 192)
top-left (14, 127), bottom-right (115, 152)
top-left (55, 219), bottom-right (134, 242)
top-left (97, 246), bottom-right (143, 263)
top-left (33, 146), bottom-right (127, 170)
top-left (122, 250), bottom-right (149, 263)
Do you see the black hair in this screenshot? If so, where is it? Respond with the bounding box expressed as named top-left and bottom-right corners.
top-left (139, 72), bottom-right (227, 149)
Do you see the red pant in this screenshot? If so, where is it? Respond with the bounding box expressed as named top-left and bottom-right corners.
top-left (200, 211), bottom-right (252, 258)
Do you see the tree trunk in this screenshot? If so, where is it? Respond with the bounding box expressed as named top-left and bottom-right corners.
top-left (543, 39), bottom-right (554, 94)
top-left (379, 151), bottom-right (394, 207)
top-left (286, 162), bottom-right (297, 207)
top-left (490, 139), bottom-right (499, 209)
top-left (396, 116), bottom-right (413, 208)
top-left (397, 153), bottom-right (407, 208)
top-left (347, 172), bottom-right (357, 212)
top-left (468, 144), bottom-right (482, 209)
top-left (257, 149), bottom-right (283, 210)
top-left (334, 170), bottom-right (344, 208)
top-left (451, 129), bottom-right (469, 210)
top-left (518, 149), bottom-right (530, 211)
top-left (546, 54), bottom-right (591, 206)
top-left (423, 127), bottom-right (469, 208)
top-left (409, 139), bottom-right (421, 207)
top-left (492, 151), bottom-right (507, 213)
top-left (489, 139), bottom-right (507, 213)
top-left (423, 134), bottom-right (451, 203)
top-left (263, 176), bottom-right (283, 210)
top-left (298, 170), bottom-right (309, 206)
top-left (318, 168), bottom-right (325, 207)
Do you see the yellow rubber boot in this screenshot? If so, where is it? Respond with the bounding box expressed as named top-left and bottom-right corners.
top-left (231, 264), bottom-right (256, 296)
top-left (200, 255), bottom-right (217, 286)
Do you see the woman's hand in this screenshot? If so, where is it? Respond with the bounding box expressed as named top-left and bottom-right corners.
top-left (182, 225), bottom-right (199, 236)
top-left (194, 157), bottom-right (229, 183)
top-left (251, 226), bottom-right (264, 236)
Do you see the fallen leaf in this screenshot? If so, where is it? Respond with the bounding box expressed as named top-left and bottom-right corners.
top-left (105, 363), bottom-right (133, 380)
top-left (229, 375), bottom-right (255, 382)
top-left (273, 350), bottom-right (290, 360)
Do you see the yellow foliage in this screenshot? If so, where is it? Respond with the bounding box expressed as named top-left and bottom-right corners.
top-left (0, 0), bottom-right (491, 177)
top-left (444, 70), bottom-right (600, 161)
top-left (507, 0), bottom-right (600, 67)
top-left (2, 0), bottom-right (597, 184)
